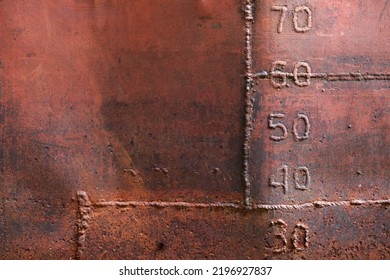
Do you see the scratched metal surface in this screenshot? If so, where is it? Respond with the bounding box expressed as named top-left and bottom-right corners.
top-left (0, 0), bottom-right (389, 259)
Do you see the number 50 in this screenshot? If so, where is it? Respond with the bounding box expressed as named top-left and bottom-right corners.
top-left (268, 113), bottom-right (311, 141)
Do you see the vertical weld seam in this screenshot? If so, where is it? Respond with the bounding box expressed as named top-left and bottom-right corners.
top-left (1, 99), bottom-right (6, 253)
top-left (75, 191), bottom-right (92, 260)
top-left (1, 198), bottom-right (5, 253)
top-left (243, 0), bottom-right (255, 209)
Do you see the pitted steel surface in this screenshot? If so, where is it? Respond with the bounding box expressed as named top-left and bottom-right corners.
top-left (0, 0), bottom-right (388, 259)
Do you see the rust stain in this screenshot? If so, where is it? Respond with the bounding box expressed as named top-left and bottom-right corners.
top-left (76, 191), bottom-right (389, 260)
top-left (0, 0), bottom-right (388, 260)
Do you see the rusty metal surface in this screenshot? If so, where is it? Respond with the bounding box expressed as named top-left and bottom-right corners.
top-left (249, 0), bottom-right (389, 204)
top-left (0, 0), bottom-right (389, 259)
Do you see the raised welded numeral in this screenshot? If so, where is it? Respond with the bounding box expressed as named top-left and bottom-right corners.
top-left (271, 5), bottom-right (313, 33)
top-left (269, 113), bottom-right (311, 141)
top-left (293, 166), bottom-right (311, 190)
top-left (270, 61), bottom-right (288, 88)
top-left (293, 62), bottom-right (312, 86)
top-left (293, 113), bottom-right (311, 141)
top-left (271, 5), bottom-right (288, 33)
top-left (293, 5), bottom-right (313, 33)
top-left (266, 220), bottom-right (309, 253)
top-left (270, 61), bottom-right (312, 88)
top-left (270, 165), bottom-right (289, 194)
top-left (270, 165), bottom-right (311, 193)
top-left (267, 219), bottom-right (288, 253)
top-left (269, 113), bottom-right (288, 141)
top-left (292, 223), bottom-right (309, 251)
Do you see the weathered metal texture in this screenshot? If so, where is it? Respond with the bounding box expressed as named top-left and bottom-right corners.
top-left (80, 196), bottom-right (388, 260)
top-left (0, 0), bottom-right (388, 260)
top-left (246, 0), bottom-right (390, 259)
top-left (250, 0), bottom-right (390, 204)
top-left (0, 0), bottom-right (245, 259)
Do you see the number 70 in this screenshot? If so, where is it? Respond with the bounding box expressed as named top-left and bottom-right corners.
top-left (271, 5), bottom-right (313, 33)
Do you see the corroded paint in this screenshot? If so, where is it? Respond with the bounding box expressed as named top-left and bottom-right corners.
top-left (0, 0), bottom-right (388, 259)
